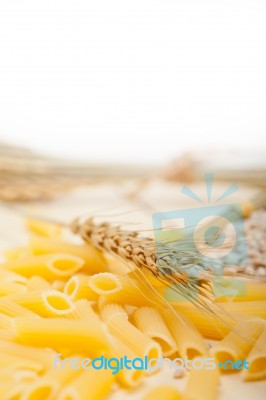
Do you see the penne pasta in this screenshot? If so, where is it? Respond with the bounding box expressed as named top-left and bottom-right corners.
top-left (95, 273), bottom-right (163, 308)
top-left (64, 274), bottom-right (98, 301)
top-left (52, 279), bottom-right (66, 291)
top-left (0, 253), bottom-right (85, 280)
top-left (211, 319), bottom-right (265, 371)
top-left (105, 253), bottom-right (134, 274)
top-left (29, 237), bottom-right (107, 273)
top-left (57, 368), bottom-right (115, 400)
top-left (21, 360), bottom-right (79, 400)
top-left (14, 316), bottom-right (110, 354)
top-left (67, 299), bottom-right (103, 324)
top-left (0, 382), bottom-right (27, 400)
top-left (0, 299), bottom-right (39, 318)
top-left (3, 246), bottom-right (31, 261)
top-left (26, 218), bottom-right (62, 238)
top-left (109, 335), bottom-right (145, 387)
top-left (88, 272), bottom-right (121, 296)
top-left (0, 366), bottom-right (38, 384)
top-left (100, 303), bottom-right (129, 323)
top-left (215, 281), bottom-right (266, 302)
top-left (0, 341), bottom-right (56, 370)
top-left (0, 269), bottom-right (27, 284)
top-left (2, 216), bottom-right (266, 399)
top-left (0, 312), bottom-right (13, 330)
top-left (13, 369), bottom-right (39, 383)
top-left (142, 385), bottom-right (182, 400)
top-left (163, 310), bottom-right (208, 359)
top-left (10, 289), bottom-right (75, 317)
top-left (131, 307), bottom-right (176, 356)
top-left (0, 329), bottom-right (16, 341)
top-left (173, 301), bottom-right (266, 339)
top-left (243, 327), bottom-right (266, 381)
top-left (101, 303), bottom-right (162, 363)
top-left (27, 276), bottom-right (51, 291)
top-left (0, 354), bottom-right (43, 373)
top-left (0, 281), bottom-right (27, 296)
top-left (184, 358), bottom-right (220, 400)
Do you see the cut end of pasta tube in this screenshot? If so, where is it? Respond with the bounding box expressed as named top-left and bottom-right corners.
top-left (123, 369), bottom-right (144, 387)
top-left (47, 254), bottom-right (84, 277)
top-left (243, 328), bottom-right (266, 381)
top-left (64, 276), bottom-right (81, 298)
top-left (21, 380), bottom-right (57, 400)
top-left (88, 273), bottom-right (121, 295)
top-left (143, 385), bottom-right (183, 400)
top-left (42, 290), bottom-right (75, 315)
top-left (146, 343), bottom-right (162, 368)
top-left (57, 388), bottom-right (78, 400)
top-left (185, 344), bottom-right (205, 360)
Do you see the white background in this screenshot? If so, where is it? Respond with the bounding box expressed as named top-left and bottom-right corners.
top-left (0, 0), bottom-right (265, 164)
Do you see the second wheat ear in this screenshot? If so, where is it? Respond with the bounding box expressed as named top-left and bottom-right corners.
top-left (70, 217), bottom-right (214, 308)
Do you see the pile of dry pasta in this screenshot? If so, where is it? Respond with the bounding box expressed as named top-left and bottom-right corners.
top-left (0, 219), bottom-right (265, 400)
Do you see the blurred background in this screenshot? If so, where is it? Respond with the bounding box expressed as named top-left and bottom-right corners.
top-left (0, 0), bottom-right (266, 165)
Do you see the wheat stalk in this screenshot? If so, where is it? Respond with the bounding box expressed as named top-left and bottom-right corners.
top-left (70, 217), bottom-right (214, 307)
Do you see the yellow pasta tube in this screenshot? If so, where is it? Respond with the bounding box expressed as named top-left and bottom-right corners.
top-left (88, 272), bottom-right (121, 295)
top-left (0, 281), bottom-right (27, 296)
top-left (10, 289), bottom-right (75, 317)
top-left (142, 385), bottom-right (182, 400)
top-left (100, 303), bottom-right (129, 323)
top-left (109, 335), bottom-right (145, 387)
top-left (211, 319), bottom-right (265, 371)
top-left (0, 354), bottom-right (43, 373)
top-left (26, 218), bottom-right (62, 238)
top-left (0, 330), bottom-right (15, 341)
top-left (243, 327), bottom-right (266, 381)
top-left (27, 276), bottom-right (51, 291)
top-left (0, 269), bottom-right (27, 284)
top-left (67, 299), bottom-right (101, 322)
top-left (131, 307), bottom-right (176, 356)
top-left (0, 341), bottom-right (56, 370)
top-left (0, 313), bottom-right (13, 330)
top-left (0, 253), bottom-right (85, 279)
top-left (29, 237), bottom-right (107, 273)
top-left (0, 299), bottom-right (38, 317)
top-left (14, 317), bottom-right (109, 353)
top-left (0, 382), bottom-right (27, 400)
top-left (13, 369), bottom-right (39, 383)
top-left (52, 280), bottom-right (66, 291)
top-left (3, 246), bottom-right (30, 261)
top-left (101, 303), bottom-right (162, 362)
top-left (105, 253), bottom-right (134, 274)
top-left (184, 359), bottom-right (220, 400)
top-left (95, 273), bottom-right (162, 307)
top-left (177, 301), bottom-right (266, 320)
top-left (64, 274), bottom-right (98, 301)
top-left (163, 310), bottom-right (208, 359)
top-left (57, 368), bottom-right (114, 400)
top-left (173, 301), bottom-right (266, 339)
top-left (194, 301), bottom-right (266, 319)
top-left (21, 360), bottom-right (79, 400)
top-left (215, 281), bottom-right (266, 302)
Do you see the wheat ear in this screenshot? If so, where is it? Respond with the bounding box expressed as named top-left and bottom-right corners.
top-left (71, 217), bottom-right (213, 307)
